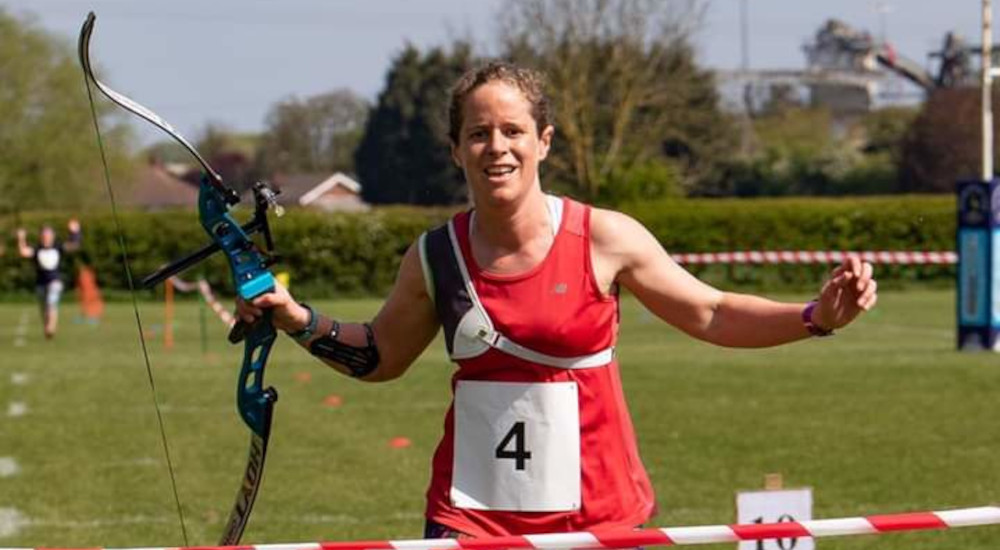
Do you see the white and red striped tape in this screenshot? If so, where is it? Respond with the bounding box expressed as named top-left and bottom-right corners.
top-left (168, 276), bottom-right (236, 328)
top-left (3, 506), bottom-right (996, 550)
top-left (669, 250), bottom-right (957, 265)
top-left (163, 250), bottom-right (956, 329)
top-left (196, 279), bottom-right (236, 328)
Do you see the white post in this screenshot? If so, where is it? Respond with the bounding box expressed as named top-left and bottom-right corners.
top-left (984, 0), bottom-right (994, 180)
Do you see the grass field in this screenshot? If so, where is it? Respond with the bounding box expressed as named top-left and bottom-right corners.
top-left (0, 289), bottom-right (997, 548)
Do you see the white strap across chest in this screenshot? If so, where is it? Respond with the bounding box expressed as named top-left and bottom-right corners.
top-left (446, 200), bottom-right (614, 370)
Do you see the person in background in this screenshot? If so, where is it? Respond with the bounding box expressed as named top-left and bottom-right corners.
top-left (17, 219), bottom-right (81, 339)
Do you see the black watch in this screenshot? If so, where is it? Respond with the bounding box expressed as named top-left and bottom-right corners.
top-left (286, 303), bottom-right (318, 342)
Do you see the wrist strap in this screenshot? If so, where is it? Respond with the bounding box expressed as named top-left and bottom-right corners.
top-left (802, 300), bottom-right (834, 337)
top-left (287, 302), bottom-right (318, 342)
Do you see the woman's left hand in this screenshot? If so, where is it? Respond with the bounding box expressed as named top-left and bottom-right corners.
top-left (813, 256), bottom-right (878, 331)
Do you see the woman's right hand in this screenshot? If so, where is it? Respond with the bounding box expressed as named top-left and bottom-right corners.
top-left (234, 280), bottom-right (312, 334)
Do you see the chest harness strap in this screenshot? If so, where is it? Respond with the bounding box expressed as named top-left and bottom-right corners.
top-left (418, 200), bottom-right (614, 370)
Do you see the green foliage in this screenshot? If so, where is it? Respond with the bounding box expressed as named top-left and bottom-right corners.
top-left (834, 152), bottom-right (898, 196)
top-left (501, 0), bottom-right (736, 201)
top-left (356, 43), bottom-right (475, 205)
top-left (0, 207), bottom-right (455, 298)
top-left (0, 196), bottom-right (956, 297)
top-left (721, 106), bottom-right (916, 197)
top-left (596, 158), bottom-right (684, 205)
top-left (191, 123), bottom-right (261, 191)
top-left (863, 106), bottom-right (919, 159)
top-left (623, 195), bottom-right (953, 252)
top-left (621, 195), bottom-right (955, 288)
top-left (143, 140), bottom-right (192, 164)
top-left (0, 7), bottom-right (133, 212)
top-left (256, 90), bottom-right (369, 177)
top-left (900, 88), bottom-right (1000, 192)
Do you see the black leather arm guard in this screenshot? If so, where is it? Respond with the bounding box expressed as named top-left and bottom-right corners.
top-left (309, 322), bottom-right (380, 378)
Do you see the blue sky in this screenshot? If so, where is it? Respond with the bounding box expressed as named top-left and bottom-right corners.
top-left (1, 0), bottom-right (984, 142)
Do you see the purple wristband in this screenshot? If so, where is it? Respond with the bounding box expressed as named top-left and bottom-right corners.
top-left (802, 301), bottom-right (834, 337)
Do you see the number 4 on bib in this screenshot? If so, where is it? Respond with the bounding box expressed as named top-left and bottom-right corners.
top-left (495, 421), bottom-right (532, 470)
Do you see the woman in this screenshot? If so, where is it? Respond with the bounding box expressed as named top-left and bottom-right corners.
top-left (237, 61), bottom-right (877, 538)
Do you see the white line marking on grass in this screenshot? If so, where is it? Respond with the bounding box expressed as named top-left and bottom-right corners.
top-left (5, 402), bottom-right (25, 418)
top-left (295, 514), bottom-right (361, 525)
top-left (103, 457), bottom-right (159, 468)
top-left (26, 514), bottom-right (174, 529)
top-left (388, 511), bottom-right (426, 520)
top-left (10, 373), bottom-right (28, 386)
top-left (14, 311), bottom-right (28, 332)
top-left (13, 311), bottom-right (28, 335)
top-left (0, 508), bottom-right (28, 538)
top-left (273, 511), bottom-right (424, 525)
top-left (12, 311), bottom-right (28, 348)
top-left (0, 458), bottom-right (19, 478)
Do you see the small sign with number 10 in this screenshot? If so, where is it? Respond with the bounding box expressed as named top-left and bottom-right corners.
top-left (736, 488), bottom-right (813, 550)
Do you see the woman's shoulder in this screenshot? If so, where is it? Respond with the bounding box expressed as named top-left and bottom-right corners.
top-left (588, 206), bottom-right (647, 246)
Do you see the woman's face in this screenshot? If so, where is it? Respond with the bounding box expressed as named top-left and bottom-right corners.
top-left (451, 81), bottom-right (553, 206)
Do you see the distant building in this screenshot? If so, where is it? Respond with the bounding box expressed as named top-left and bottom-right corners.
top-left (270, 172), bottom-right (368, 212)
top-left (717, 18), bottom-right (972, 121)
top-left (125, 161), bottom-right (199, 210)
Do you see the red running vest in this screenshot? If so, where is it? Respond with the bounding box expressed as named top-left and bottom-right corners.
top-left (420, 197), bottom-right (656, 537)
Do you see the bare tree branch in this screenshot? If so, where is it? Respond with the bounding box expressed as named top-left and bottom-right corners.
top-left (498, 0), bottom-right (720, 199)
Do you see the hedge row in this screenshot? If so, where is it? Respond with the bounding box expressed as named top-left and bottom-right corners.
top-left (0, 195), bottom-right (955, 298)
top-left (0, 206), bottom-right (453, 298)
top-left (623, 195), bottom-right (956, 289)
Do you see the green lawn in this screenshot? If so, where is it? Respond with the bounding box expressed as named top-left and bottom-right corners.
top-left (0, 289), bottom-right (997, 548)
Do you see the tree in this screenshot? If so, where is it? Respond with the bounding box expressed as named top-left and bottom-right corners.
top-left (356, 43), bottom-right (475, 205)
top-left (0, 8), bottom-right (133, 212)
top-left (192, 122), bottom-right (261, 190)
top-left (498, 0), bottom-right (736, 201)
top-left (900, 88), bottom-right (995, 193)
top-left (721, 106), bottom-right (901, 197)
top-left (256, 90), bottom-right (368, 177)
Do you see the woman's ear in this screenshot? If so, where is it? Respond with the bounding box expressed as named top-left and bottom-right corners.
top-left (538, 125), bottom-right (555, 161)
top-left (450, 140), bottom-right (462, 169)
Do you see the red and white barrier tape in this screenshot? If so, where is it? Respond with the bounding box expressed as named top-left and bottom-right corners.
top-left (163, 250), bottom-right (955, 328)
top-left (3, 506), bottom-right (996, 550)
top-left (670, 250), bottom-right (957, 265)
top-left (167, 277), bottom-right (236, 328)
top-left (197, 279), bottom-right (236, 328)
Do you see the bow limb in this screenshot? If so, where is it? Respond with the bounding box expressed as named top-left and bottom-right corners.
top-left (78, 12), bottom-right (231, 201)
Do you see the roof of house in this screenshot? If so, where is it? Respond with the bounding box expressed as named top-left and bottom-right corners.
top-left (270, 171), bottom-right (363, 206)
top-left (298, 172), bottom-right (362, 206)
top-left (126, 162), bottom-right (199, 210)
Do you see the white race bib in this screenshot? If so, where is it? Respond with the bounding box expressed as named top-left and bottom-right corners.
top-left (451, 380), bottom-right (581, 512)
top-left (37, 249), bottom-right (60, 271)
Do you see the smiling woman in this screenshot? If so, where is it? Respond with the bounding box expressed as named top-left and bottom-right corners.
top-left (448, 65), bottom-right (556, 244)
top-left (235, 59), bottom-right (878, 540)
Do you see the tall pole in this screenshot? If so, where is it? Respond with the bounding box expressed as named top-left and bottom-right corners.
top-left (984, 0), bottom-right (994, 180)
top-left (740, 0), bottom-right (749, 72)
top-left (873, 2), bottom-right (891, 45)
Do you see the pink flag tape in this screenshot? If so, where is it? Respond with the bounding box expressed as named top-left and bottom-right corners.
top-left (670, 251), bottom-right (957, 265)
